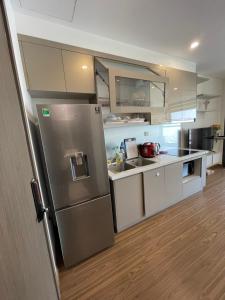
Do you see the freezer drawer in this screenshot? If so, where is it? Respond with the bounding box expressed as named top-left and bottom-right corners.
top-left (56, 194), bottom-right (114, 268)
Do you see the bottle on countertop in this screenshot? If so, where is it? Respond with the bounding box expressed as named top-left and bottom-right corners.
top-left (113, 144), bottom-right (125, 164)
top-left (120, 141), bottom-right (126, 161)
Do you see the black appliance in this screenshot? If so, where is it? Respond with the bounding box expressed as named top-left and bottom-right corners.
top-left (182, 161), bottom-right (194, 177)
top-left (187, 127), bottom-right (214, 151)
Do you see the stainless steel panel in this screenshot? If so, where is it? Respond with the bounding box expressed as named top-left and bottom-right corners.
top-left (37, 104), bottom-right (109, 210)
top-left (55, 195), bottom-right (114, 267)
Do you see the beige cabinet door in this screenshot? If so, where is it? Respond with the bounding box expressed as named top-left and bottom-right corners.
top-left (62, 50), bottom-right (95, 93)
top-left (109, 67), bottom-right (167, 114)
top-left (166, 68), bottom-right (197, 122)
top-left (113, 174), bottom-right (144, 232)
top-left (0, 7), bottom-right (58, 300)
top-left (165, 162), bottom-right (183, 206)
top-left (143, 167), bottom-right (166, 216)
top-left (21, 41), bottom-right (66, 92)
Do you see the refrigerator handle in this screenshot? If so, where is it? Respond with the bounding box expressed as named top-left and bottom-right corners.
top-left (30, 179), bottom-right (48, 222)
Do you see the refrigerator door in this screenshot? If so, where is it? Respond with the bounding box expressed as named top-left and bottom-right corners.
top-left (55, 194), bottom-right (114, 268)
top-left (189, 127), bottom-right (213, 151)
top-left (37, 104), bottom-right (109, 210)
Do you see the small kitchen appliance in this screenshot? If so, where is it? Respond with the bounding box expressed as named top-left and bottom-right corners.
top-left (140, 142), bottom-right (160, 158)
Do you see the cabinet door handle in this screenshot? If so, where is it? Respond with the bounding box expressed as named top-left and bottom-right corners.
top-left (156, 172), bottom-right (160, 177)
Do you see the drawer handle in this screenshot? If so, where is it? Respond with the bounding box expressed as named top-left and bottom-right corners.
top-left (156, 172), bottom-right (160, 177)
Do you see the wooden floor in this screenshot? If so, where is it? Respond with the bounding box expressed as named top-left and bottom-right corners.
top-left (60, 166), bottom-right (225, 300)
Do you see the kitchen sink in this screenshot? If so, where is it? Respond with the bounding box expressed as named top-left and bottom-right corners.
top-left (127, 157), bottom-right (156, 167)
top-left (108, 157), bottom-right (156, 173)
top-left (108, 162), bottom-right (136, 174)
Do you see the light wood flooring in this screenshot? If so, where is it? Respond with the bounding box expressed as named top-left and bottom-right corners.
top-left (60, 166), bottom-right (225, 300)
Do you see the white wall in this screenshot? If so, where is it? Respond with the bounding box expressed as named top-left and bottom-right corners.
top-left (182, 76), bottom-right (224, 161)
top-left (104, 124), bottom-right (181, 159)
top-left (14, 12), bottom-right (196, 73)
top-left (182, 76), bottom-right (224, 131)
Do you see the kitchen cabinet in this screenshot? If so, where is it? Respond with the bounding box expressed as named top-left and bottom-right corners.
top-left (166, 68), bottom-right (197, 122)
top-left (165, 162), bottom-right (183, 205)
top-left (62, 50), bottom-right (95, 94)
top-left (213, 152), bottom-right (222, 165)
top-left (112, 174), bottom-right (145, 231)
top-left (109, 68), bottom-right (167, 113)
top-left (206, 152), bottom-right (221, 167)
top-left (96, 58), bottom-right (168, 113)
top-left (183, 176), bottom-right (202, 199)
top-left (182, 157), bottom-right (204, 199)
top-left (21, 42), bottom-right (66, 92)
top-left (197, 76), bottom-right (223, 96)
top-left (206, 153), bottom-right (213, 167)
top-left (111, 157), bottom-right (206, 232)
top-left (150, 112), bottom-right (168, 125)
top-left (143, 167), bottom-right (166, 216)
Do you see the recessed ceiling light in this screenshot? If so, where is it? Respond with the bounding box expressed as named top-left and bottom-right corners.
top-left (81, 65), bottom-right (88, 70)
top-left (174, 87), bottom-right (178, 91)
top-left (190, 41), bottom-right (200, 49)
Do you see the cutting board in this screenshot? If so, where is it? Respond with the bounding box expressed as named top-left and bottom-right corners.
top-left (124, 138), bottom-right (138, 159)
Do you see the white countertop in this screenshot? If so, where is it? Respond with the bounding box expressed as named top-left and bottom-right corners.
top-left (108, 149), bottom-right (208, 181)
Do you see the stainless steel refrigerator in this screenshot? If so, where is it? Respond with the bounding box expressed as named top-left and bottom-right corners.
top-left (187, 127), bottom-right (214, 151)
top-left (36, 104), bottom-right (114, 268)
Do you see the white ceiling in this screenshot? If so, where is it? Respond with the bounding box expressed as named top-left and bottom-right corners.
top-left (12, 0), bottom-right (225, 78)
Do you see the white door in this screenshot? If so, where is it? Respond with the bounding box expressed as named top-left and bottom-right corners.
top-left (0, 5), bottom-right (59, 300)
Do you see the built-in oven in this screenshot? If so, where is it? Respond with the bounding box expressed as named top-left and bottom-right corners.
top-left (182, 161), bottom-right (194, 177)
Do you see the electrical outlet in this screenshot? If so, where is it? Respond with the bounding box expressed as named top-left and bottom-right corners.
top-left (144, 131), bottom-right (149, 136)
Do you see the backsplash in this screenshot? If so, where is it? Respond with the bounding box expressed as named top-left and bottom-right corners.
top-left (104, 124), bottom-right (181, 159)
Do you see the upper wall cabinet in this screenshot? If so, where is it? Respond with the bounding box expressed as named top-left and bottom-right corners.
top-left (95, 58), bottom-right (168, 113)
top-left (62, 50), bottom-right (95, 94)
top-left (166, 68), bottom-right (197, 122)
top-left (21, 41), bottom-right (96, 96)
top-left (21, 42), bottom-right (66, 92)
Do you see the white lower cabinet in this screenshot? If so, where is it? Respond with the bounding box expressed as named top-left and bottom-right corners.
top-left (213, 152), bottom-right (222, 165)
top-left (143, 167), bottom-right (166, 216)
top-left (165, 162), bottom-right (183, 206)
top-left (182, 177), bottom-right (202, 199)
top-left (206, 153), bottom-right (213, 167)
top-left (112, 158), bottom-right (205, 232)
top-left (112, 174), bottom-right (145, 231)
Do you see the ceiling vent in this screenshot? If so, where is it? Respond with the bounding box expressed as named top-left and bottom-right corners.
top-left (19, 0), bottom-right (77, 22)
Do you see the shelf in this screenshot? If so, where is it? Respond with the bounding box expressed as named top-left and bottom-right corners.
top-left (205, 136), bottom-right (225, 141)
top-left (212, 136), bottom-right (225, 141)
top-left (197, 110), bottom-right (218, 113)
top-left (182, 175), bottom-right (201, 184)
top-left (197, 94), bottom-right (220, 100)
top-left (104, 121), bottom-right (150, 129)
